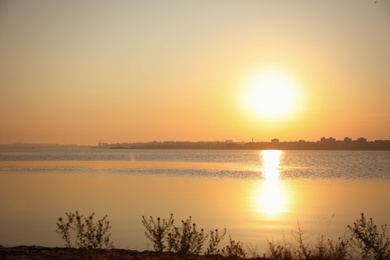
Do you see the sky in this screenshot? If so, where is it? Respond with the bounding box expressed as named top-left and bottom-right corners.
top-left (0, 0), bottom-right (389, 145)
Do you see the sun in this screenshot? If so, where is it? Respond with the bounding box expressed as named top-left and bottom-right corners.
top-left (243, 69), bottom-right (299, 119)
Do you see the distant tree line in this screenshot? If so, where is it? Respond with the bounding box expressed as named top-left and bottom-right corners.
top-left (97, 138), bottom-right (390, 150)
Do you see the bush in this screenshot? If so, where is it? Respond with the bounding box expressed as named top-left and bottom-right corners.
top-left (56, 211), bottom-right (113, 249)
top-left (54, 211), bottom-right (390, 260)
top-left (142, 214), bottom-right (174, 253)
top-left (167, 216), bottom-right (207, 256)
top-left (142, 214), bottom-right (234, 256)
top-left (206, 228), bottom-right (227, 255)
top-left (348, 213), bottom-right (390, 260)
top-left (222, 235), bottom-right (247, 259)
top-left (268, 242), bottom-right (294, 260)
top-left (267, 224), bottom-right (350, 260)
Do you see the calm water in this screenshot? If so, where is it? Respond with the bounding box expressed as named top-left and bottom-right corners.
top-left (0, 149), bottom-right (389, 251)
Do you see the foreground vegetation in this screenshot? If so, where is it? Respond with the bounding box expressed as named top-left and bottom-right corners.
top-left (56, 212), bottom-right (390, 259)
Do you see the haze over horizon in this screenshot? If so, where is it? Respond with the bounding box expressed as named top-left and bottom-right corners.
top-left (1, 0), bottom-right (389, 146)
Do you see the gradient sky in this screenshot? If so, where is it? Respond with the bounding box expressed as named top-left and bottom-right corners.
top-left (1, 0), bottom-right (389, 145)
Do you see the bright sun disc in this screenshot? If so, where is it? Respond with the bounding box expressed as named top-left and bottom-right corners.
top-left (244, 69), bottom-right (299, 119)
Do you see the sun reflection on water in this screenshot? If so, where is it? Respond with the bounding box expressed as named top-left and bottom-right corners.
top-left (254, 150), bottom-right (289, 217)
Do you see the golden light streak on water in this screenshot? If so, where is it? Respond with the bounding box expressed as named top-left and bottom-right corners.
top-left (253, 150), bottom-right (290, 217)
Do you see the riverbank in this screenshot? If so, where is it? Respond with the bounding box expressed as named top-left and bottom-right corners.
top-left (0, 245), bottom-right (263, 259)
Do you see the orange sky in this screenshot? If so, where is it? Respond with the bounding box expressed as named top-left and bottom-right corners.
top-left (1, 0), bottom-right (389, 145)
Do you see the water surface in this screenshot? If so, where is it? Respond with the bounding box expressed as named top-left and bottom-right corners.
top-left (0, 149), bottom-right (389, 251)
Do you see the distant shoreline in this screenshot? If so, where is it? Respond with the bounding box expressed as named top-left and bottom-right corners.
top-left (1, 137), bottom-right (390, 150)
top-left (99, 137), bottom-right (390, 150)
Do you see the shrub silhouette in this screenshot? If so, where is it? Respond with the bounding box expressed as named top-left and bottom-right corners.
top-left (222, 235), bottom-right (247, 258)
top-left (206, 228), bottom-right (226, 255)
top-left (56, 211), bottom-right (113, 249)
top-left (167, 216), bottom-right (207, 256)
top-left (348, 213), bottom-right (390, 260)
top-left (54, 212), bottom-right (390, 259)
top-left (142, 214), bottom-right (234, 256)
top-left (141, 214), bottom-right (174, 253)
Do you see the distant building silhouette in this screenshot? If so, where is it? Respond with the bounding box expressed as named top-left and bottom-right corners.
top-left (320, 137), bottom-right (336, 143)
top-left (344, 137), bottom-right (352, 142)
top-left (91, 136), bottom-right (390, 150)
top-left (357, 137), bottom-right (367, 143)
